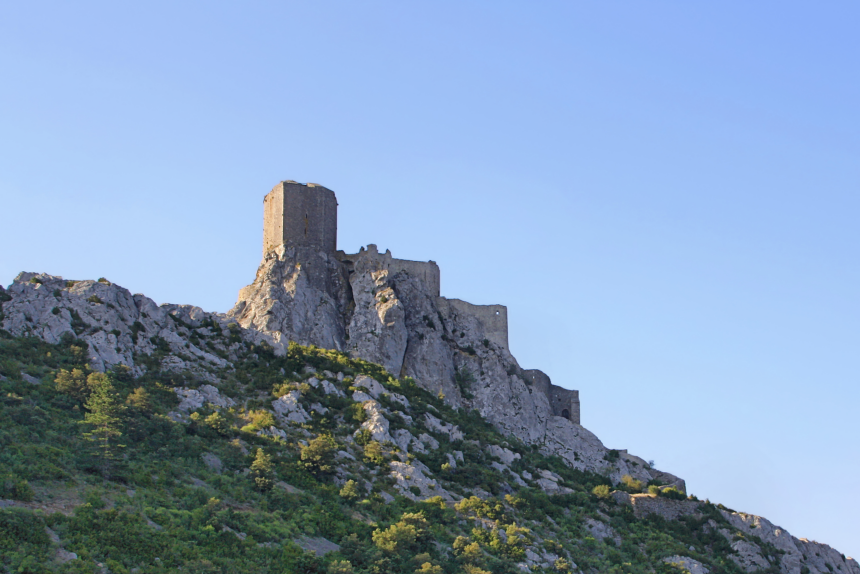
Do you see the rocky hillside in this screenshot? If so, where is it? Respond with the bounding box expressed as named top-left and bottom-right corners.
top-left (2, 250), bottom-right (679, 491)
top-left (0, 271), bottom-right (856, 574)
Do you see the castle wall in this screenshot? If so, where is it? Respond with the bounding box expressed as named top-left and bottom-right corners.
top-left (262, 186), bottom-right (285, 256)
top-left (523, 369), bottom-right (552, 398)
top-left (550, 385), bottom-right (580, 424)
top-left (523, 369), bottom-right (580, 424)
top-left (260, 180), bottom-right (581, 425)
top-left (439, 298), bottom-right (509, 353)
top-left (263, 181), bottom-right (337, 256)
top-left (389, 259), bottom-right (440, 298)
top-left (337, 245), bottom-right (441, 298)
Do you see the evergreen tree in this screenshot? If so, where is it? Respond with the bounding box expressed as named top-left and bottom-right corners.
top-left (339, 479), bottom-right (361, 500)
top-left (250, 448), bottom-right (275, 491)
top-left (125, 387), bottom-right (152, 412)
top-left (54, 368), bottom-right (88, 401)
top-left (300, 435), bottom-right (337, 476)
top-left (80, 375), bottom-right (126, 477)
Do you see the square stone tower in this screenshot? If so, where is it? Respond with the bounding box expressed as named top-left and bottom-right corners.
top-left (263, 180), bottom-right (338, 256)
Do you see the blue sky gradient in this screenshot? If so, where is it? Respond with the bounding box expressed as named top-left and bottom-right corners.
top-left (1, 1), bottom-right (858, 556)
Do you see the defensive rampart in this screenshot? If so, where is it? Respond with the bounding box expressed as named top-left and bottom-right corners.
top-left (550, 385), bottom-right (580, 424)
top-left (524, 369), bottom-right (580, 424)
top-left (337, 244), bottom-right (441, 298)
top-left (439, 298), bottom-right (509, 353)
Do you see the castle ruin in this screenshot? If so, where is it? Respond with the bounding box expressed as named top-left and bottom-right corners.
top-left (263, 181), bottom-right (338, 256)
top-left (261, 180), bottom-right (581, 424)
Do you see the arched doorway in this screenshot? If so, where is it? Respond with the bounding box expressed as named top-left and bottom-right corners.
top-left (561, 409), bottom-right (570, 420)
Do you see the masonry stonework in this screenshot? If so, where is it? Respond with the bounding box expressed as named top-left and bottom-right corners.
top-left (524, 369), bottom-right (581, 424)
top-left (440, 299), bottom-right (509, 353)
top-left (260, 179), bottom-right (581, 424)
top-left (263, 181), bottom-right (338, 256)
top-left (337, 244), bottom-right (442, 298)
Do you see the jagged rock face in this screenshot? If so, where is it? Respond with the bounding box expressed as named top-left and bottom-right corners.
top-left (228, 245), bottom-right (351, 353)
top-left (0, 252), bottom-right (668, 488)
top-left (227, 245), bottom-right (699, 491)
top-left (720, 511), bottom-right (860, 574)
top-left (343, 250), bottom-right (408, 376)
top-left (6, 261), bottom-right (860, 568)
top-left (0, 272), bottom-right (232, 375)
top-left (388, 272), bottom-right (458, 401)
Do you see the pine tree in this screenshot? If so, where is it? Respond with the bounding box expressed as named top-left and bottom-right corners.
top-left (250, 448), bottom-right (275, 491)
top-left (80, 375), bottom-right (126, 477)
top-left (300, 435), bottom-right (337, 476)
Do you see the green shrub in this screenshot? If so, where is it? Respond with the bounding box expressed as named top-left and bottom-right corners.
top-left (592, 485), bottom-right (611, 499)
top-left (0, 508), bottom-right (52, 568)
top-left (372, 511), bottom-right (430, 554)
top-left (363, 441), bottom-right (386, 465)
top-left (454, 368), bottom-right (476, 400)
top-left (301, 435), bottom-right (337, 476)
top-left (354, 428), bottom-right (373, 446)
top-left (660, 486), bottom-right (686, 500)
top-left (340, 479), bottom-right (361, 500)
top-left (620, 474), bottom-right (643, 492)
top-left (251, 448), bottom-right (275, 491)
top-left (0, 477), bottom-right (34, 502)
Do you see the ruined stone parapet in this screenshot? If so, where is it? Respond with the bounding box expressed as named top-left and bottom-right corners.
top-left (550, 385), bottom-right (580, 424)
top-left (337, 244), bottom-right (441, 298)
top-left (263, 181), bottom-right (337, 256)
top-left (437, 298), bottom-right (509, 353)
top-left (523, 369), bottom-right (552, 397)
top-left (523, 369), bottom-right (580, 424)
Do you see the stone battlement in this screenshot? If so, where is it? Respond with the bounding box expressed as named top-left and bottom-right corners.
top-left (337, 244), bottom-right (441, 298)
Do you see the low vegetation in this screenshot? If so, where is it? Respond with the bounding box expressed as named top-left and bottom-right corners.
top-left (0, 329), bottom-right (775, 573)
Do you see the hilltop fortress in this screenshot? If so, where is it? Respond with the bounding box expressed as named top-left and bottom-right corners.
top-left (248, 180), bottom-right (581, 424)
top-left (5, 180), bottom-right (859, 574)
top-left (6, 178), bottom-right (684, 489)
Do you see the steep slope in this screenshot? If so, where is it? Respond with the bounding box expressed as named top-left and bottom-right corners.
top-left (228, 244), bottom-right (676, 488)
top-left (3, 263), bottom-right (668, 490)
top-left (1, 273), bottom-right (856, 574)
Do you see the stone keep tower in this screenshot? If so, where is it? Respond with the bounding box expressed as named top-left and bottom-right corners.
top-left (263, 180), bottom-right (338, 256)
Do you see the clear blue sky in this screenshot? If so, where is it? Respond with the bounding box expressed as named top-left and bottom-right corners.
top-left (2, 1), bottom-right (858, 557)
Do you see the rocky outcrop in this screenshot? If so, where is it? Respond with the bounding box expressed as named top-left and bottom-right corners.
top-left (4, 264), bottom-right (859, 568)
top-left (719, 510), bottom-right (860, 574)
top-left (228, 245), bottom-right (351, 353)
top-left (174, 385), bottom-right (236, 412)
top-left (612, 492), bottom-right (702, 521)
top-left (607, 494), bottom-right (860, 574)
top-left (342, 248), bottom-right (409, 376)
top-left (663, 556), bottom-right (710, 574)
top-left (1, 254), bottom-right (677, 489)
top-left (228, 243), bottom-right (691, 491)
top-left (0, 272), bottom-right (235, 375)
